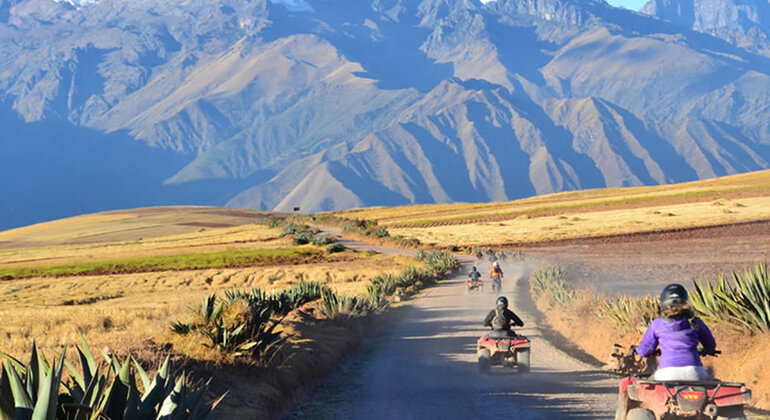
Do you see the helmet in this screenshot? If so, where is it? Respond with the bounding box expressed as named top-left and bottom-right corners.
top-left (472, 266), bottom-right (477, 271)
top-left (496, 296), bottom-right (508, 309)
top-left (493, 261), bottom-right (500, 267)
top-left (660, 283), bottom-right (688, 310)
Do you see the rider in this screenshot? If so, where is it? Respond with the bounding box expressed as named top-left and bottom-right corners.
top-left (489, 261), bottom-right (503, 285)
top-left (468, 266), bottom-right (481, 283)
top-left (483, 296), bottom-right (524, 338)
top-left (635, 283), bottom-right (717, 381)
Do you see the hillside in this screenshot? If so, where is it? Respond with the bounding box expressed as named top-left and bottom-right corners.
top-left (5, 0), bottom-right (770, 227)
top-left (333, 168), bottom-right (770, 245)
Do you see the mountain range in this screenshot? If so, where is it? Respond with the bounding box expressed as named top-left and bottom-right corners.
top-left (2, 0), bottom-right (770, 229)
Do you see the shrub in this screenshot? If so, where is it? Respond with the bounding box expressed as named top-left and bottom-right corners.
top-left (597, 295), bottom-right (659, 330)
top-left (326, 243), bottom-right (346, 254)
top-left (318, 288), bottom-right (370, 320)
top-left (0, 336), bottom-right (223, 419)
top-left (172, 291), bottom-right (299, 363)
top-left (222, 282), bottom-right (324, 316)
top-left (690, 262), bottom-right (770, 333)
top-left (531, 267), bottom-right (576, 307)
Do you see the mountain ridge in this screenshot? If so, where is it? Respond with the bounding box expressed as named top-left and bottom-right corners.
top-left (3, 0), bottom-right (770, 228)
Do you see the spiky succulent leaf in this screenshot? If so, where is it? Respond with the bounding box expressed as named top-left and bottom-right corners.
top-left (31, 352), bottom-right (64, 420)
top-left (131, 357), bottom-right (151, 392)
top-left (156, 373), bottom-right (185, 420)
top-left (137, 357), bottom-right (170, 418)
top-left (0, 364), bottom-right (14, 420)
top-left (99, 357), bottom-right (131, 420)
top-left (77, 332), bottom-right (98, 382)
top-left (5, 361), bottom-right (33, 420)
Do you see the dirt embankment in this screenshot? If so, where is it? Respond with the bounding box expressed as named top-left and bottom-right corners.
top-left (528, 272), bottom-right (770, 412)
top-left (518, 220), bottom-right (770, 412)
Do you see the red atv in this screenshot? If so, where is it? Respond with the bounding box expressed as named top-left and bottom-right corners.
top-left (615, 351), bottom-right (752, 420)
top-left (466, 278), bottom-right (483, 293)
top-left (477, 333), bottom-right (530, 374)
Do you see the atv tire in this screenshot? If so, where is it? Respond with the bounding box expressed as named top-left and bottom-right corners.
top-left (717, 406), bottom-right (747, 420)
top-left (626, 408), bottom-right (655, 420)
top-left (478, 349), bottom-right (491, 374)
top-left (517, 349), bottom-right (530, 373)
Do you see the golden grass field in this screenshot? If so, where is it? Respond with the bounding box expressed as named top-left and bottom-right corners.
top-left (0, 206), bottom-right (290, 266)
top-left (0, 206), bottom-right (410, 361)
top-left (333, 169), bottom-right (770, 246)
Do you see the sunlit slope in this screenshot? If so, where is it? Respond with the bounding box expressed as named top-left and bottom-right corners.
top-left (0, 206), bottom-right (283, 266)
top-left (332, 169), bottom-right (770, 246)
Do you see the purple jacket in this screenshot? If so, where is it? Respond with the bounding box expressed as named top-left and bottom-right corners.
top-left (636, 317), bottom-right (716, 369)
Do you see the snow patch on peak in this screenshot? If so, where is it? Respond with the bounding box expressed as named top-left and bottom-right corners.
top-left (270, 0), bottom-right (314, 12)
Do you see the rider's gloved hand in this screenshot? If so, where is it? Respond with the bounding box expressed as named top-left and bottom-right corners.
top-left (515, 321), bottom-right (524, 327)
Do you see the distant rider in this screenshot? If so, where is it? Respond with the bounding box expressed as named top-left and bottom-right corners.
top-left (468, 266), bottom-right (481, 283)
top-left (483, 296), bottom-right (524, 338)
top-left (635, 283), bottom-right (717, 381)
top-left (489, 261), bottom-right (503, 284)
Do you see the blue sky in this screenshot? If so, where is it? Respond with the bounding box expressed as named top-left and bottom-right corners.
top-left (605, 0), bottom-right (649, 11)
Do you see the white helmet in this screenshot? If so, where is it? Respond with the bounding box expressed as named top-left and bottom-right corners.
top-left (493, 261), bottom-right (500, 267)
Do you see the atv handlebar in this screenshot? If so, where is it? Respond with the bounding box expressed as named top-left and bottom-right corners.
top-left (698, 348), bottom-right (721, 357)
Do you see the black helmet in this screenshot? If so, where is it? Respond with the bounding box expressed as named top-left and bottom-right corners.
top-left (496, 296), bottom-right (508, 309)
top-left (660, 283), bottom-right (688, 310)
top-left (472, 266), bottom-right (478, 271)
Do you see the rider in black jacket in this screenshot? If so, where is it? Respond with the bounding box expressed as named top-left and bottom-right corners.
top-left (483, 296), bottom-right (524, 338)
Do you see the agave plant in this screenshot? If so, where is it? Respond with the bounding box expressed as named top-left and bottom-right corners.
top-left (1, 342), bottom-right (64, 420)
top-left (531, 267), bottom-right (576, 307)
top-left (0, 335), bottom-right (223, 420)
top-left (173, 293), bottom-right (288, 363)
top-left (690, 262), bottom-right (770, 333)
top-left (597, 295), bottom-right (659, 330)
top-left (318, 288), bottom-right (370, 320)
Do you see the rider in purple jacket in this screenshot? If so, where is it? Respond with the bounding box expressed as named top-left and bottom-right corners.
top-left (636, 283), bottom-right (717, 381)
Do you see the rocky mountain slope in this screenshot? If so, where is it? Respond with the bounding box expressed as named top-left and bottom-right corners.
top-left (2, 0), bottom-right (770, 227)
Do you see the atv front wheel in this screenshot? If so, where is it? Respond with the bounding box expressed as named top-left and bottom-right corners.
top-left (517, 349), bottom-right (530, 373)
top-left (626, 408), bottom-right (655, 420)
top-left (478, 349), bottom-right (491, 374)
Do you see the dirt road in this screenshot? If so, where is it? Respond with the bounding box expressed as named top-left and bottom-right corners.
top-left (290, 258), bottom-right (619, 419)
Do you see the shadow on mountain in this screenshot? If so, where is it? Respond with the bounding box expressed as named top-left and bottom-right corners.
top-left (506, 80), bottom-right (607, 190)
top-left (262, 0), bottom-right (453, 92)
top-left (454, 100), bottom-right (538, 199)
top-left (0, 108), bottom-right (274, 230)
top-left (582, 1), bottom-right (770, 76)
top-left (608, 104), bottom-right (699, 183)
top-left (325, 161), bottom-right (412, 207)
top-left (485, 20), bottom-right (556, 87)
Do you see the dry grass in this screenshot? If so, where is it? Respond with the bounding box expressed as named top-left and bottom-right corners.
top-left (332, 170), bottom-right (770, 246)
top-left (385, 196), bottom-right (770, 246)
top-left (0, 210), bottom-right (286, 267)
top-left (0, 254), bottom-right (407, 361)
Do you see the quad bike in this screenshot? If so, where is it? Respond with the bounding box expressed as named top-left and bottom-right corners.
top-left (490, 276), bottom-right (501, 294)
top-left (477, 332), bottom-right (530, 374)
top-left (615, 348), bottom-right (752, 420)
top-left (466, 278), bottom-right (483, 294)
